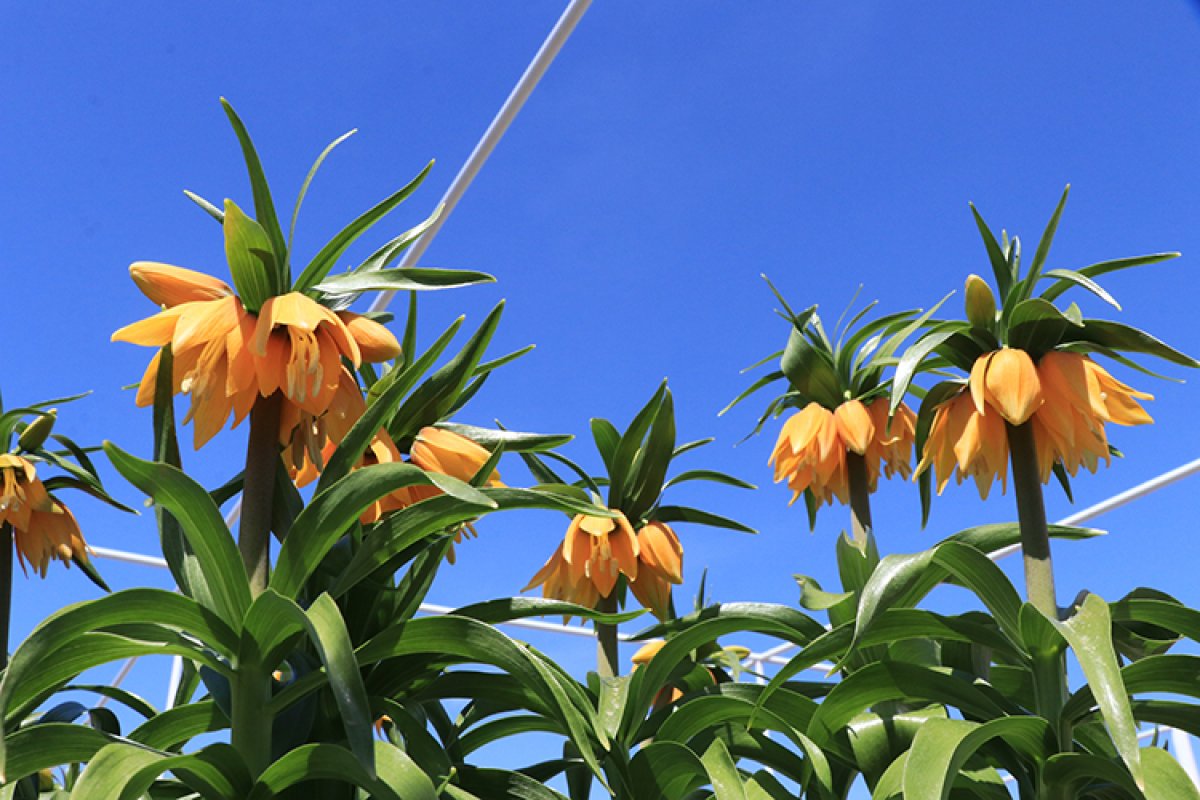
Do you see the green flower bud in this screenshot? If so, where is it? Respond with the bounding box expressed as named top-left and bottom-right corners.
top-left (965, 274), bottom-right (996, 329)
top-left (18, 410), bottom-right (56, 452)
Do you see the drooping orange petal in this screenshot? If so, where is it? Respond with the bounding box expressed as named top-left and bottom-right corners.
top-left (982, 348), bottom-right (1043, 425)
top-left (338, 311), bottom-right (402, 363)
top-left (833, 399), bottom-right (875, 455)
top-left (111, 305), bottom-right (185, 346)
top-left (130, 262), bottom-right (232, 307)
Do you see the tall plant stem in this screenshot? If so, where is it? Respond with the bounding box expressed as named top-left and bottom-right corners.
top-left (1006, 421), bottom-right (1057, 617)
top-left (0, 523), bottom-right (11, 672)
top-left (596, 593), bottom-right (620, 678)
top-left (846, 452), bottom-right (874, 550)
top-left (1007, 420), bottom-right (1071, 758)
top-left (239, 393), bottom-right (282, 597)
top-left (231, 666), bottom-right (272, 779)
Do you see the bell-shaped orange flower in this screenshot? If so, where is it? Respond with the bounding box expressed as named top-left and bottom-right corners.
top-left (0, 455), bottom-right (91, 577)
top-left (770, 398), bottom-right (917, 508)
top-left (916, 390), bottom-right (1010, 500)
top-left (629, 521), bottom-right (683, 619)
top-left (114, 263), bottom-right (400, 449)
top-left (527, 511), bottom-right (690, 618)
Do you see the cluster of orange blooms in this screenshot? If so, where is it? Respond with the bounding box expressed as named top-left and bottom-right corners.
top-left (769, 397), bottom-right (917, 508)
top-left (917, 348), bottom-right (1152, 499)
top-left (7, 260), bottom-right (1154, 631)
top-left (0, 454), bottom-right (90, 576)
top-left (524, 514), bottom-right (684, 619)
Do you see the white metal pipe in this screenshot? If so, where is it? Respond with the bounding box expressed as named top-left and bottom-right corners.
top-left (990, 456), bottom-right (1200, 562)
top-left (1171, 728), bottom-right (1200, 788)
top-left (216, 1), bottom-right (593, 534)
top-left (368, 0), bottom-right (593, 315)
top-left (164, 655), bottom-right (185, 710)
top-left (89, 545), bottom-right (169, 569)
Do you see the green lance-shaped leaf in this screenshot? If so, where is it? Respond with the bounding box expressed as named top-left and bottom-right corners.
top-left (607, 381), bottom-right (668, 509)
top-left (1041, 751), bottom-right (1145, 797)
top-left (970, 202), bottom-right (1017, 301)
top-left (0, 723), bottom-right (116, 785)
top-left (347, 615), bottom-right (608, 782)
top-left (1142, 746), bottom-right (1200, 800)
top-left (305, 593), bottom-right (376, 773)
top-left (1072, 318), bottom-right (1199, 367)
top-left (245, 741), bottom-right (438, 800)
top-left (1040, 251), bottom-right (1180, 303)
top-left (129, 700), bottom-right (225, 751)
top-left (272, 462), bottom-right (494, 599)
top-left (389, 302), bottom-right (505, 442)
top-left (902, 717), bottom-right (1055, 800)
top-left (628, 741), bottom-right (709, 800)
top-left (453, 597), bottom-right (644, 627)
top-left (286, 128), bottom-right (357, 269)
top-left (104, 443), bottom-right (251, 626)
top-left (329, 487), bottom-right (612, 596)
top-left (436, 422), bottom-right (572, 453)
top-left (780, 327), bottom-right (843, 408)
top-left (293, 159), bottom-right (433, 293)
top-left (700, 738), bottom-right (749, 800)
top-left (1045, 593), bottom-right (1144, 790)
top-left (221, 98), bottom-right (288, 274)
top-left (311, 266), bottom-right (494, 296)
top-left (71, 741), bottom-right (252, 800)
top-left (628, 385), bottom-right (676, 518)
top-left (223, 199), bottom-right (280, 313)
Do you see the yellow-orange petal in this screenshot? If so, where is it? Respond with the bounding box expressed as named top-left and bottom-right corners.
top-left (337, 311), bottom-right (402, 363)
top-left (637, 521), bottom-right (683, 584)
top-left (130, 262), bottom-right (232, 307)
top-left (982, 348), bottom-right (1043, 425)
top-left (833, 399), bottom-right (875, 455)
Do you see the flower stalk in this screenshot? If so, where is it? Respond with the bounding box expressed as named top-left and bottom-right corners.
top-left (596, 593), bottom-right (620, 679)
top-left (1006, 421), bottom-right (1057, 617)
top-left (230, 667), bottom-right (273, 779)
top-left (845, 451), bottom-right (874, 549)
top-left (1007, 420), bottom-right (1070, 755)
top-left (0, 523), bottom-right (11, 671)
top-left (239, 393), bottom-right (282, 597)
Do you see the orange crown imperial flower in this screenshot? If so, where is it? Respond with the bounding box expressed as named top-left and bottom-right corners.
top-left (113, 263), bottom-right (400, 449)
top-left (917, 349), bottom-right (1153, 498)
top-left (770, 397), bottom-right (917, 509)
top-left (0, 454), bottom-right (91, 577)
top-left (525, 511), bottom-right (687, 620)
top-left (293, 426), bottom-right (502, 562)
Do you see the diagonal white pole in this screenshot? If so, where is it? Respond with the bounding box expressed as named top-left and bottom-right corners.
top-left (368, 0), bottom-right (593, 315)
top-left (215, 0), bottom-right (593, 533)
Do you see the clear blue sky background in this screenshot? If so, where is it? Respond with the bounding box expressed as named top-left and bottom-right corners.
top-left (4, 1), bottom-right (1200, 788)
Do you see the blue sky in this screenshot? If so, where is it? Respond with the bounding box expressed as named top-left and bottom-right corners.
top-left (4, 0), bottom-right (1200, 785)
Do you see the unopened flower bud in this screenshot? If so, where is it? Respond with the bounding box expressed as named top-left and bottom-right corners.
top-left (965, 274), bottom-right (996, 329)
top-left (18, 410), bottom-right (56, 452)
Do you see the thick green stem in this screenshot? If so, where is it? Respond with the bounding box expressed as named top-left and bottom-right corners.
top-left (596, 593), bottom-right (620, 678)
top-left (239, 393), bottom-right (282, 597)
top-left (230, 666), bottom-right (272, 779)
top-left (0, 523), bottom-right (11, 672)
top-left (1006, 421), bottom-right (1057, 617)
top-left (1007, 421), bottom-right (1070, 754)
top-left (845, 452), bottom-right (874, 550)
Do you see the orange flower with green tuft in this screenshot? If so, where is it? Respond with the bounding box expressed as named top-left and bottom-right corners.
top-left (0, 454), bottom-right (90, 578)
top-left (732, 280), bottom-right (931, 531)
top-left (114, 263), bottom-right (398, 450)
top-left (112, 101), bottom-right (494, 454)
top-left (525, 383), bottom-right (753, 622)
top-left (897, 187), bottom-right (1195, 518)
top-left (0, 402), bottom-right (121, 589)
